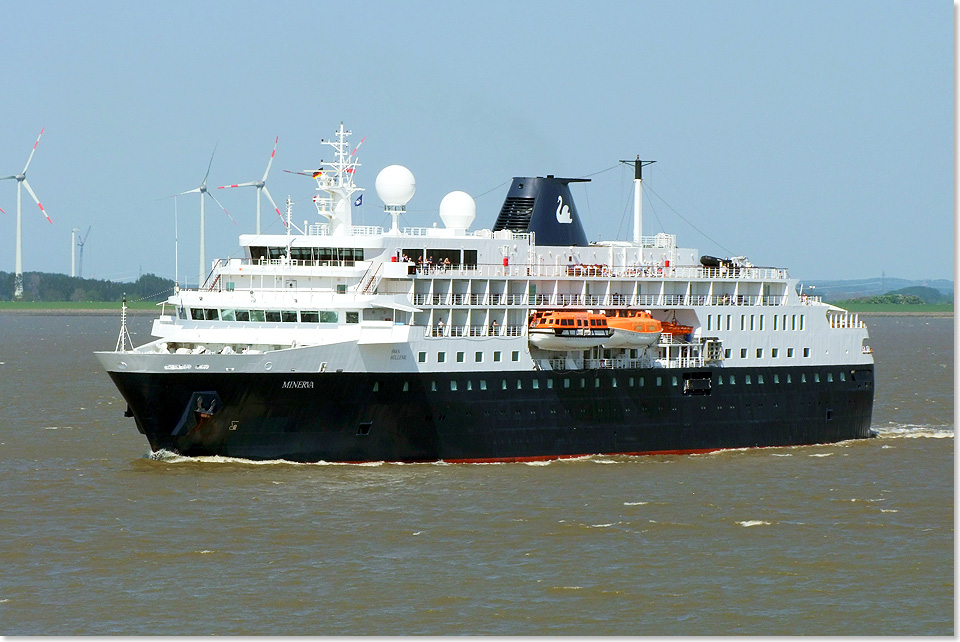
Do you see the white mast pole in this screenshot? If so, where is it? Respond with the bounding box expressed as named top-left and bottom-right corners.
top-left (621, 157), bottom-right (655, 246)
top-left (15, 183), bottom-right (22, 298)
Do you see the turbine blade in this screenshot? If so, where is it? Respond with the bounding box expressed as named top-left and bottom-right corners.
top-left (262, 136), bottom-right (278, 182)
top-left (205, 190), bottom-right (237, 226)
top-left (22, 127), bottom-right (44, 174)
top-left (0, 175), bottom-right (18, 181)
top-left (21, 178), bottom-right (52, 223)
top-left (261, 185), bottom-right (286, 225)
top-left (0, 205), bottom-right (5, 214)
top-left (202, 142), bottom-right (218, 186)
top-left (217, 181), bottom-right (258, 189)
top-left (351, 136), bottom-right (366, 157)
top-left (178, 188), bottom-right (201, 196)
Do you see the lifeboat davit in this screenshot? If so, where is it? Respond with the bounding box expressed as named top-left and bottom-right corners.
top-left (602, 309), bottom-right (662, 348)
top-left (528, 310), bottom-right (613, 351)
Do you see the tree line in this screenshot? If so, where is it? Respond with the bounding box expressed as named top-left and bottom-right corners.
top-left (847, 286), bottom-right (952, 305)
top-left (0, 272), bottom-right (176, 302)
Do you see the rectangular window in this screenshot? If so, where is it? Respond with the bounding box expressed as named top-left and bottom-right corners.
top-left (787, 347), bottom-right (794, 358)
top-left (760, 315), bottom-right (765, 331)
top-left (480, 380), bottom-right (487, 390)
top-left (547, 379), bottom-right (554, 389)
top-left (431, 381), bottom-right (437, 391)
top-left (757, 374), bottom-right (764, 384)
top-left (564, 378), bottom-right (570, 389)
top-left (249, 310), bottom-right (265, 322)
top-left (740, 315), bottom-right (745, 331)
top-left (418, 352), bottom-right (426, 363)
top-left (771, 347), bottom-right (779, 358)
top-left (803, 348), bottom-right (810, 358)
top-left (656, 376), bottom-right (662, 386)
top-left (346, 312), bottom-right (359, 324)
top-left (800, 315), bottom-right (805, 331)
top-left (494, 351), bottom-right (501, 362)
top-left (190, 308), bottom-right (204, 321)
top-left (475, 351), bottom-right (483, 363)
top-left (745, 374), bottom-right (752, 384)
top-left (301, 311), bottom-right (320, 323)
top-left (456, 352), bottom-right (465, 363)
top-left (450, 380), bottom-right (457, 391)
top-left (773, 374), bottom-right (779, 384)
top-left (791, 315), bottom-right (796, 331)
top-left (511, 351), bottom-right (520, 362)
top-left (729, 375), bottom-right (736, 385)
top-left (786, 373), bottom-right (792, 383)
top-left (827, 373), bottom-right (833, 382)
top-left (756, 348), bottom-right (763, 358)
top-left (320, 311), bottom-right (338, 323)
top-left (741, 348), bottom-right (748, 359)
top-left (724, 349), bottom-right (732, 359)
top-left (707, 316), bottom-right (712, 331)
top-left (595, 378), bottom-right (601, 388)
top-left (403, 381), bottom-right (409, 392)
top-left (236, 310), bottom-right (250, 322)
top-left (726, 315), bottom-right (731, 331)
top-left (204, 308), bottom-right (219, 321)
top-left (221, 309), bottom-right (236, 321)
top-left (814, 373), bottom-right (820, 382)
top-left (750, 315), bottom-right (755, 331)
top-left (612, 377), bottom-right (617, 388)
top-left (265, 310), bottom-right (281, 322)
top-left (532, 379), bottom-right (540, 389)
top-left (438, 352), bottom-right (446, 363)
top-left (671, 376), bottom-right (678, 386)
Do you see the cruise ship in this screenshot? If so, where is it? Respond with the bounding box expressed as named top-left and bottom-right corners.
top-left (96, 123), bottom-right (875, 463)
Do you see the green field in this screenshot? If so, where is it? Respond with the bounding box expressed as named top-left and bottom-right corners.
top-left (0, 300), bottom-right (160, 312)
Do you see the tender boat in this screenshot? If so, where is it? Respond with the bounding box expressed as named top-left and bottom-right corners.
top-left (602, 309), bottom-right (662, 348)
top-left (527, 310), bottom-right (613, 351)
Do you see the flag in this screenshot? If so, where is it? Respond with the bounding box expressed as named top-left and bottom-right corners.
top-left (354, 194), bottom-right (363, 207)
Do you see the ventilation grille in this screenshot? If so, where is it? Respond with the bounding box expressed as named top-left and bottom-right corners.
top-left (493, 197), bottom-right (535, 231)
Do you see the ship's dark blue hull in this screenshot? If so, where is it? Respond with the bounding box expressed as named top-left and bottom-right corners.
top-left (107, 364), bottom-right (874, 462)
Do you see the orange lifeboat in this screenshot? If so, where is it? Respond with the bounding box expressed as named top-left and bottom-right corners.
top-left (528, 310), bottom-right (613, 351)
top-left (602, 309), bottom-right (662, 348)
top-left (660, 319), bottom-right (693, 338)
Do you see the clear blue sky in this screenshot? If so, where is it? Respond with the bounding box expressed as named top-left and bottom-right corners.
top-left (0, 1), bottom-right (953, 286)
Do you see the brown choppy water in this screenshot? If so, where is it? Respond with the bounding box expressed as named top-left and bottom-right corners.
top-left (0, 314), bottom-right (952, 635)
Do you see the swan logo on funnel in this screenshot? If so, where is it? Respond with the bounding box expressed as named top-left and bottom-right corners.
top-left (556, 195), bottom-right (572, 223)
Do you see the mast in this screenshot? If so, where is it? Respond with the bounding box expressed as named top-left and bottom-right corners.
top-left (620, 156), bottom-right (655, 245)
top-left (314, 123), bottom-right (364, 235)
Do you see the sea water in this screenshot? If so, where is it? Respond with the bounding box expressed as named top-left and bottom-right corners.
top-left (0, 314), bottom-right (952, 634)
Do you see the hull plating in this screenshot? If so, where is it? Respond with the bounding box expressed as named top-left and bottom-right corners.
top-left (108, 365), bottom-right (875, 463)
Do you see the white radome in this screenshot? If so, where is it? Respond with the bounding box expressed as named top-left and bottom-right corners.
top-left (439, 190), bottom-right (476, 230)
top-left (375, 165), bottom-right (416, 206)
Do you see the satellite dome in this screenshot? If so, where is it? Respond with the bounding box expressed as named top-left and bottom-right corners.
top-left (375, 165), bottom-right (416, 206)
top-left (439, 190), bottom-right (476, 230)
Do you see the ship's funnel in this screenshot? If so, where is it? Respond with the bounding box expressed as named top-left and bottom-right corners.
top-left (492, 176), bottom-right (589, 246)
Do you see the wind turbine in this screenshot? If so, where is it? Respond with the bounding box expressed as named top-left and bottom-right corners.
top-left (217, 136), bottom-right (284, 234)
top-left (1, 128), bottom-right (52, 299)
top-left (174, 144), bottom-right (236, 287)
top-left (76, 226), bottom-right (91, 278)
